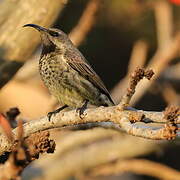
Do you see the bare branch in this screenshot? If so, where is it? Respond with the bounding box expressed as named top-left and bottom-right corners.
top-left (118, 68), bottom-right (154, 109)
top-left (69, 0), bottom-right (101, 46)
top-left (33, 128), bottom-right (159, 180)
top-left (0, 104), bottom-right (179, 155)
top-left (154, 0), bottom-right (173, 49)
top-left (91, 159), bottom-right (180, 180)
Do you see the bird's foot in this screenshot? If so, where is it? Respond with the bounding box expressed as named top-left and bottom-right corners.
top-left (76, 100), bottom-right (88, 119)
top-left (47, 105), bottom-right (68, 121)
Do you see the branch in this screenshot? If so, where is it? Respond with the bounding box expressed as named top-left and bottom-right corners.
top-left (31, 128), bottom-right (159, 180)
top-left (154, 0), bottom-right (173, 49)
top-left (69, 0), bottom-right (101, 46)
top-left (0, 105), bottom-right (179, 155)
top-left (118, 68), bottom-right (154, 108)
top-left (91, 159), bottom-right (180, 180)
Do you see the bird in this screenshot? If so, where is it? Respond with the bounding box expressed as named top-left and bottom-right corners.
top-left (23, 24), bottom-right (114, 120)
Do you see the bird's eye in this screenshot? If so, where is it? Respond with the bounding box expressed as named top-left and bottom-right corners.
top-left (49, 31), bottom-right (59, 37)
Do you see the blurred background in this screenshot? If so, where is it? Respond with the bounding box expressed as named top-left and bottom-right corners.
top-left (0, 0), bottom-right (179, 180)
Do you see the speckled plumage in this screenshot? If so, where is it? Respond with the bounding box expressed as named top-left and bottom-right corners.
top-left (24, 24), bottom-right (114, 110)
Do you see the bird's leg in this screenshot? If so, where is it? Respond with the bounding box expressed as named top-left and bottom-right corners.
top-left (76, 100), bottom-right (88, 119)
top-left (47, 105), bottom-right (68, 121)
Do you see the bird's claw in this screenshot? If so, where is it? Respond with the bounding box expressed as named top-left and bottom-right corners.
top-left (76, 100), bottom-right (88, 119)
top-left (47, 105), bottom-right (68, 121)
top-left (76, 108), bottom-right (86, 119)
top-left (47, 111), bottom-right (54, 121)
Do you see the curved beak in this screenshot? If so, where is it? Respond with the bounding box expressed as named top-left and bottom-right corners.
top-left (23, 24), bottom-right (48, 33)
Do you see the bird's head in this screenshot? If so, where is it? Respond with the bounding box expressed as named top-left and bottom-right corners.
top-left (23, 24), bottom-right (72, 51)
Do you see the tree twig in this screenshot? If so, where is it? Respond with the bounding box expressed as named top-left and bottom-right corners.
top-left (118, 67), bottom-right (154, 109)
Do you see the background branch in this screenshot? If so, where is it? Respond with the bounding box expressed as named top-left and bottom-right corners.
top-left (0, 0), bottom-right (66, 89)
top-left (91, 159), bottom-right (180, 180)
top-left (69, 0), bottom-right (101, 46)
top-left (33, 128), bottom-right (159, 180)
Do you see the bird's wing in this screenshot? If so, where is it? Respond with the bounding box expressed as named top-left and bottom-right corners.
top-left (65, 49), bottom-right (114, 105)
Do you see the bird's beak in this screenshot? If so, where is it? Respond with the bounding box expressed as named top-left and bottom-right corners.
top-left (23, 24), bottom-right (48, 33)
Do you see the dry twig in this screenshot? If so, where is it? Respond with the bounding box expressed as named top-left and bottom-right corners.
top-left (111, 40), bottom-right (148, 103)
top-left (118, 67), bottom-right (154, 108)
